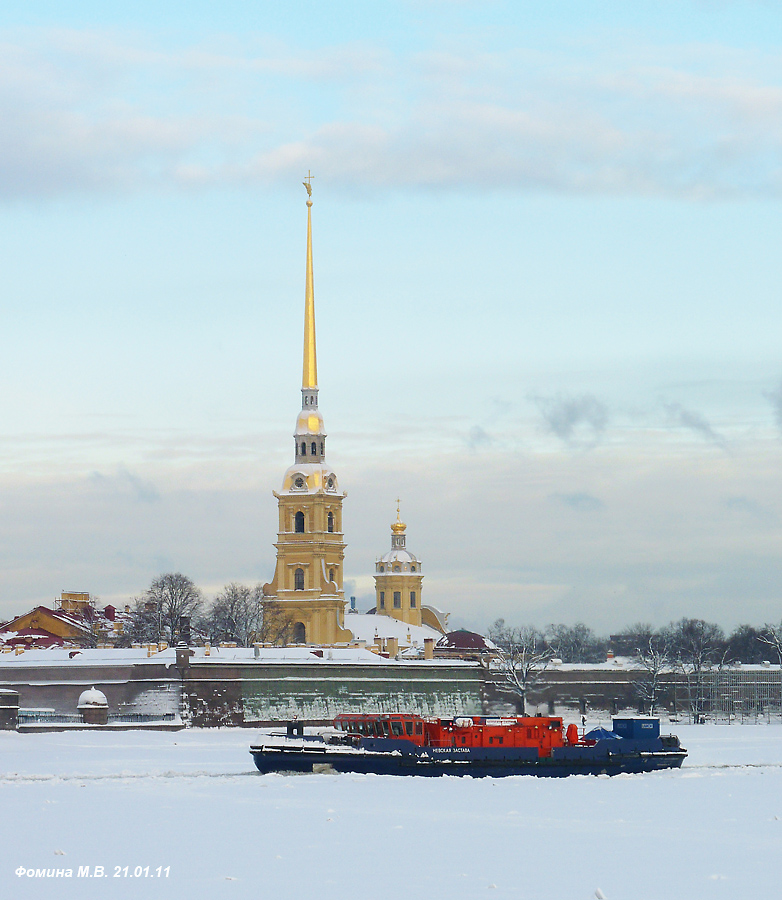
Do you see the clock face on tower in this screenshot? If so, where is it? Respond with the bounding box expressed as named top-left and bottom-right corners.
top-left (294, 476), bottom-right (306, 490)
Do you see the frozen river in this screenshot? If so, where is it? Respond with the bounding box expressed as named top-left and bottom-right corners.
top-left (1, 723), bottom-right (780, 899)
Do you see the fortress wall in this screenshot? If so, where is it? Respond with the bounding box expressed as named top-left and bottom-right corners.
top-left (182, 660), bottom-right (485, 727)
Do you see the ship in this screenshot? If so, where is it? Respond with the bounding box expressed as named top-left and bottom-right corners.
top-left (249, 713), bottom-right (687, 777)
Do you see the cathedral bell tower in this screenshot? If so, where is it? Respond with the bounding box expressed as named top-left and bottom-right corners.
top-left (374, 504), bottom-right (424, 628)
top-left (262, 177), bottom-right (351, 645)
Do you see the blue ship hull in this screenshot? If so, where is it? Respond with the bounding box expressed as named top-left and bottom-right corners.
top-left (249, 735), bottom-right (687, 778)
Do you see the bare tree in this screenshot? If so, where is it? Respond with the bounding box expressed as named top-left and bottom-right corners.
top-left (202, 583), bottom-right (263, 647)
top-left (665, 618), bottom-right (725, 721)
top-left (117, 597), bottom-right (161, 646)
top-left (488, 620), bottom-right (553, 715)
top-left (634, 632), bottom-right (671, 716)
top-left (724, 624), bottom-right (768, 664)
top-left (256, 601), bottom-right (297, 646)
top-left (143, 573), bottom-right (203, 644)
top-left (546, 622), bottom-right (607, 663)
top-left (760, 621), bottom-right (782, 665)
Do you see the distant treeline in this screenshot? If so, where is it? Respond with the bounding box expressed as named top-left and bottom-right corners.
top-left (488, 618), bottom-right (782, 666)
top-left (113, 572), bottom-right (782, 667)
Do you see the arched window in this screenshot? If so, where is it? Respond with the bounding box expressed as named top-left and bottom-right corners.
top-left (393, 591), bottom-right (401, 609)
top-left (327, 512), bottom-right (334, 533)
top-left (411, 565), bottom-right (416, 572)
top-left (379, 565), bottom-right (384, 573)
top-left (320, 442), bottom-right (324, 455)
top-left (311, 441), bottom-right (317, 456)
top-left (410, 591), bottom-right (416, 608)
top-left (294, 568), bottom-right (305, 590)
top-left (300, 442), bottom-right (306, 456)
top-left (329, 568), bottom-right (335, 583)
top-left (295, 511), bottom-right (305, 533)
top-left (293, 622), bottom-right (306, 643)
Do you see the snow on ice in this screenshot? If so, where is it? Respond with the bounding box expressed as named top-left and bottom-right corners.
top-left (1, 724), bottom-right (781, 899)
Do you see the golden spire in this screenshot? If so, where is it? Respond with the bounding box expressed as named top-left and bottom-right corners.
top-left (391, 498), bottom-right (406, 534)
top-left (302, 171), bottom-right (317, 390)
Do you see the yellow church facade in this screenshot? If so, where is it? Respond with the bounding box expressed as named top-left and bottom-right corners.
top-left (374, 508), bottom-right (424, 628)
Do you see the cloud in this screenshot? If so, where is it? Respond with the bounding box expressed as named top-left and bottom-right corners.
top-left (466, 425), bottom-right (493, 451)
top-left (551, 492), bottom-right (604, 512)
top-left (764, 380), bottom-right (782, 430)
top-left (89, 467), bottom-right (161, 503)
top-left (533, 393), bottom-right (608, 446)
top-left (723, 496), bottom-right (778, 526)
top-left (2, 28), bottom-right (782, 200)
top-left (664, 402), bottom-right (725, 446)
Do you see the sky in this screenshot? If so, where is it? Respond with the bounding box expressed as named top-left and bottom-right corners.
top-left (1, 0), bottom-right (782, 634)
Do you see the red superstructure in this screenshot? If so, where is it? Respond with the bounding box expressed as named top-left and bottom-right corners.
top-left (333, 713), bottom-right (584, 758)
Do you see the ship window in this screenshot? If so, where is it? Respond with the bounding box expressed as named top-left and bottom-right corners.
top-left (489, 737), bottom-right (493, 744)
top-left (294, 568), bottom-right (304, 591)
top-left (295, 511), bottom-right (305, 533)
top-left (311, 441), bottom-right (317, 456)
top-left (498, 737), bottom-right (503, 744)
top-left (393, 591), bottom-right (401, 609)
top-left (415, 722), bottom-right (423, 735)
top-left (379, 591), bottom-right (385, 609)
top-left (327, 512), bottom-right (334, 533)
top-left (461, 737), bottom-right (466, 745)
top-left (410, 591), bottom-right (416, 608)
top-left (405, 721), bottom-right (414, 736)
top-left (390, 721), bottom-right (404, 736)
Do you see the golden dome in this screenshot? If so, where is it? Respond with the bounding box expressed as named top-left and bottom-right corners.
top-left (296, 408), bottom-right (324, 435)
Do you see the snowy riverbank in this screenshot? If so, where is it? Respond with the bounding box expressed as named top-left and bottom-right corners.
top-left (1, 723), bottom-right (780, 899)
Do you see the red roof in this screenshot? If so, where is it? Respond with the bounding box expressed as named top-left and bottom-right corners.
top-left (3, 628), bottom-right (67, 648)
top-left (436, 630), bottom-right (494, 651)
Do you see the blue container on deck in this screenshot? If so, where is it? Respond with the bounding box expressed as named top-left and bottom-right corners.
top-left (612, 718), bottom-right (660, 740)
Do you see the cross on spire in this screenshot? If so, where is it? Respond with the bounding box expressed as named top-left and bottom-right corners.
top-left (303, 170), bottom-right (314, 197)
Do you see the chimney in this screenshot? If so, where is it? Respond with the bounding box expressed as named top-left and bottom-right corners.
top-left (424, 638), bottom-right (434, 660)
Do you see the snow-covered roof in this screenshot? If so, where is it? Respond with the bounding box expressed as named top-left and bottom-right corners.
top-left (191, 646), bottom-right (390, 664)
top-left (345, 613), bottom-right (441, 646)
top-left (77, 687), bottom-right (108, 708)
top-left (281, 461), bottom-right (340, 495)
top-left (437, 630), bottom-right (497, 651)
top-left (0, 647), bottom-right (179, 667)
top-left (0, 639), bottom-right (478, 669)
top-left (377, 548), bottom-right (419, 566)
